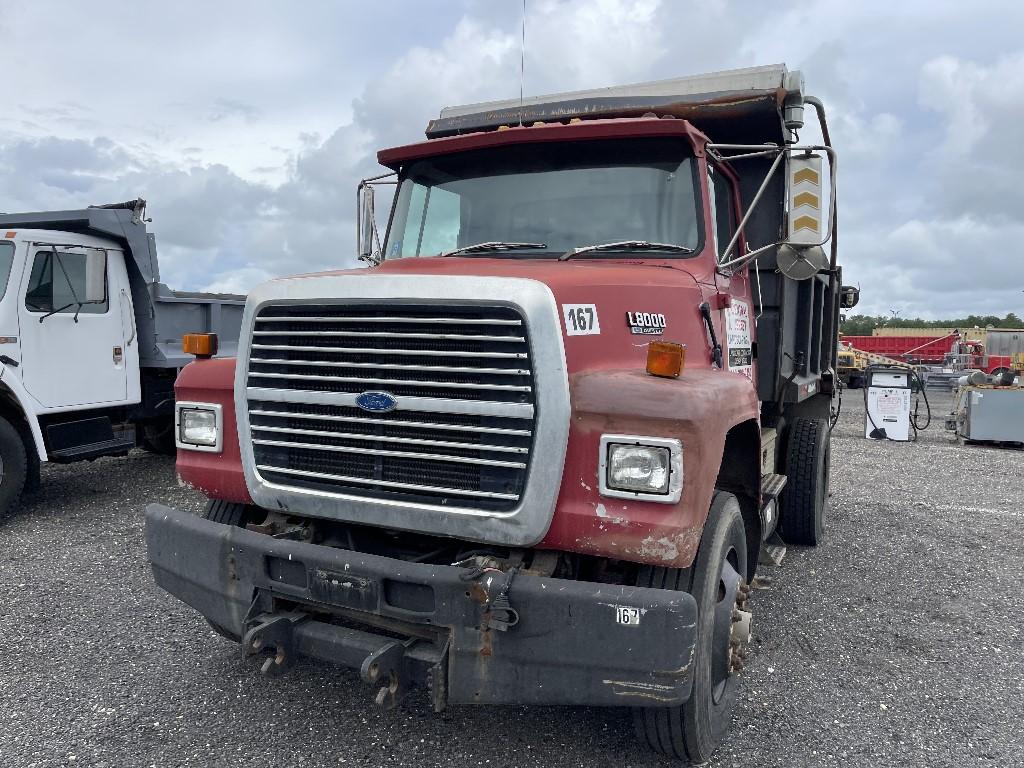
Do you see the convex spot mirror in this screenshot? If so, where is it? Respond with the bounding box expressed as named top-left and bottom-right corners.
top-left (776, 243), bottom-right (828, 281)
top-left (839, 285), bottom-right (860, 309)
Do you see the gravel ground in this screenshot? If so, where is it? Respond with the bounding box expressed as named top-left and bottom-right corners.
top-left (1, 388), bottom-right (1022, 767)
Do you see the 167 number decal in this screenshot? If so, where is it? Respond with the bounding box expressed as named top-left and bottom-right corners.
top-left (563, 304), bottom-right (600, 336)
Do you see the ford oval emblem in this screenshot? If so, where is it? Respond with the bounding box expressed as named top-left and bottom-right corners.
top-left (355, 391), bottom-right (398, 413)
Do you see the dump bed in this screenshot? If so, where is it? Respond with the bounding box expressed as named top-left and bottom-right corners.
top-left (427, 64), bottom-right (801, 144)
top-left (0, 200), bottom-right (243, 368)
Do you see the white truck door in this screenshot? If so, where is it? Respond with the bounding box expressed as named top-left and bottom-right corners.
top-left (18, 245), bottom-right (134, 409)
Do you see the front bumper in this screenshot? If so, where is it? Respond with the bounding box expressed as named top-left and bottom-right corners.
top-left (145, 504), bottom-right (698, 708)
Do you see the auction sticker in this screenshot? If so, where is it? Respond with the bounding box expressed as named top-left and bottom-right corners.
top-left (725, 300), bottom-right (753, 381)
top-left (562, 304), bottom-right (601, 336)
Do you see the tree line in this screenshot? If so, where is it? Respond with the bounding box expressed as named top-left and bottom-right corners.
top-left (840, 313), bottom-right (1023, 337)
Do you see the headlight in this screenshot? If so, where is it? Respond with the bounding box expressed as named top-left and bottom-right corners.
top-left (176, 402), bottom-right (223, 452)
top-left (599, 435), bottom-right (682, 503)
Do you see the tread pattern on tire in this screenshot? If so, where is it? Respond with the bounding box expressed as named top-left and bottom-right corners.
top-left (141, 420), bottom-right (176, 456)
top-left (202, 498), bottom-right (250, 526)
top-left (633, 563), bottom-right (691, 760)
top-left (631, 492), bottom-right (731, 762)
top-left (0, 415), bottom-right (29, 519)
top-left (779, 417), bottom-right (827, 545)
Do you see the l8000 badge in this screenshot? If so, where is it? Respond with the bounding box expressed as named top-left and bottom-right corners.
top-left (626, 311), bottom-right (666, 335)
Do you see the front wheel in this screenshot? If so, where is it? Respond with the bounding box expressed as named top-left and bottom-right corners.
top-left (0, 415), bottom-right (28, 520)
top-left (632, 491), bottom-right (750, 763)
top-left (141, 418), bottom-right (176, 456)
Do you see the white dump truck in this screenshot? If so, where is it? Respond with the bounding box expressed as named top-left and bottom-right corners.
top-left (0, 199), bottom-right (242, 516)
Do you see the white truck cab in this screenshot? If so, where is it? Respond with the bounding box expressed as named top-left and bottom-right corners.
top-left (0, 200), bottom-right (243, 516)
top-left (3, 230), bottom-right (141, 412)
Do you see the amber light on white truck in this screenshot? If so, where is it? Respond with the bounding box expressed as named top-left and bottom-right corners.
top-left (175, 402), bottom-right (223, 452)
top-left (599, 434), bottom-right (683, 503)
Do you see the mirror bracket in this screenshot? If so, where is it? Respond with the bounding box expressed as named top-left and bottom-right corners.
top-left (707, 142), bottom-right (837, 277)
top-left (356, 172), bottom-right (397, 265)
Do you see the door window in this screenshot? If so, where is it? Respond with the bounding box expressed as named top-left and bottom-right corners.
top-left (396, 183), bottom-right (461, 256)
top-left (0, 241), bottom-right (14, 299)
top-left (24, 249), bottom-right (108, 314)
top-left (708, 165), bottom-right (737, 261)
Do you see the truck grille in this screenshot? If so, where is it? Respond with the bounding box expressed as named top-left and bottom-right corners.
top-left (245, 304), bottom-right (535, 512)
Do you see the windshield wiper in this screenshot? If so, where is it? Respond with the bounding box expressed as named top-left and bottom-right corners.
top-left (441, 241), bottom-right (547, 257)
top-left (559, 240), bottom-right (695, 261)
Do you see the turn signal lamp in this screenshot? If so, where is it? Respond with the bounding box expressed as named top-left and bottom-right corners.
top-left (183, 333), bottom-right (218, 359)
top-left (646, 341), bottom-right (685, 378)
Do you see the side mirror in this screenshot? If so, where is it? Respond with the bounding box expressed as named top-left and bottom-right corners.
top-left (84, 250), bottom-right (107, 303)
top-left (839, 285), bottom-right (860, 309)
top-left (786, 153), bottom-right (825, 248)
top-left (357, 182), bottom-right (379, 264)
top-left (776, 151), bottom-right (831, 280)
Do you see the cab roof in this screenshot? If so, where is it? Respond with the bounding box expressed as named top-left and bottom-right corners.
top-left (377, 116), bottom-right (708, 171)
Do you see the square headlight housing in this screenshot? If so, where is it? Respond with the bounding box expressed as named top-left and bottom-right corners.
top-left (175, 402), bottom-right (223, 452)
top-left (599, 434), bottom-right (683, 503)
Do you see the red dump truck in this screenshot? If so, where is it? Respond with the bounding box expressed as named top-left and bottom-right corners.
top-left (846, 332), bottom-right (1024, 374)
top-left (145, 65), bottom-right (855, 762)
top-left (842, 334), bottom-right (954, 364)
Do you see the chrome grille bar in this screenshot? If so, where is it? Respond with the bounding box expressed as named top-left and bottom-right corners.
top-left (250, 424), bottom-right (529, 453)
top-left (252, 343), bottom-right (527, 359)
top-left (252, 330), bottom-right (526, 342)
top-left (255, 316), bottom-right (521, 326)
top-left (247, 387), bottom-right (534, 418)
top-left (253, 439), bottom-right (527, 468)
top-left (257, 465), bottom-right (521, 501)
top-left (249, 358), bottom-right (531, 376)
top-left (248, 372), bottom-right (532, 392)
top-left (248, 409), bottom-right (531, 436)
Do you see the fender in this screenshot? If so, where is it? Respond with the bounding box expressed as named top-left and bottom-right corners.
top-left (539, 367), bottom-right (760, 569)
top-left (0, 367), bottom-right (48, 462)
top-left (174, 357), bottom-right (251, 504)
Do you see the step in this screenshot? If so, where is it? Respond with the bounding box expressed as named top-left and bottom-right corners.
top-left (49, 436), bottom-right (136, 463)
top-left (761, 472), bottom-right (787, 499)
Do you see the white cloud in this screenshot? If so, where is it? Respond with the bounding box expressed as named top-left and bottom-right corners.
top-left (0, 0), bottom-right (1021, 319)
top-left (201, 267), bottom-right (277, 296)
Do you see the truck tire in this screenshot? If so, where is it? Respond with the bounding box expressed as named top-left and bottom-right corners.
top-left (202, 499), bottom-right (257, 641)
top-left (778, 417), bottom-right (830, 546)
top-left (0, 415), bottom-right (28, 520)
top-left (141, 419), bottom-right (176, 456)
top-left (632, 491), bottom-right (748, 763)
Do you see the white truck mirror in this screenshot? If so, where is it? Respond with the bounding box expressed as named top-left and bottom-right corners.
top-left (357, 182), bottom-right (379, 264)
top-left (775, 152), bottom-right (830, 280)
top-left (786, 153), bottom-right (824, 246)
top-left (84, 250), bottom-right (107, 303)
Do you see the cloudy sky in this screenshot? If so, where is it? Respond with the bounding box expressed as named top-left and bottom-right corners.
top-left (2, 0), bottom-right (1021, 318)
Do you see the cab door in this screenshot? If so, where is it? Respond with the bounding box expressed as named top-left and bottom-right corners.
top-left (707, 163), bottom-right (756, 384)
top-left (18, 245), bottom-right (133, 409)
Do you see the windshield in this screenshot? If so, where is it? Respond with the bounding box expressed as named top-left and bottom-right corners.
top-left (386, 138), bottom-right (701, 259)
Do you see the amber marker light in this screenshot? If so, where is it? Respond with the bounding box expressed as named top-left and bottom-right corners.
top-left (646, 341), bottom-right (686, 378)
top-left (183, 333), bottom-right (218, 359)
